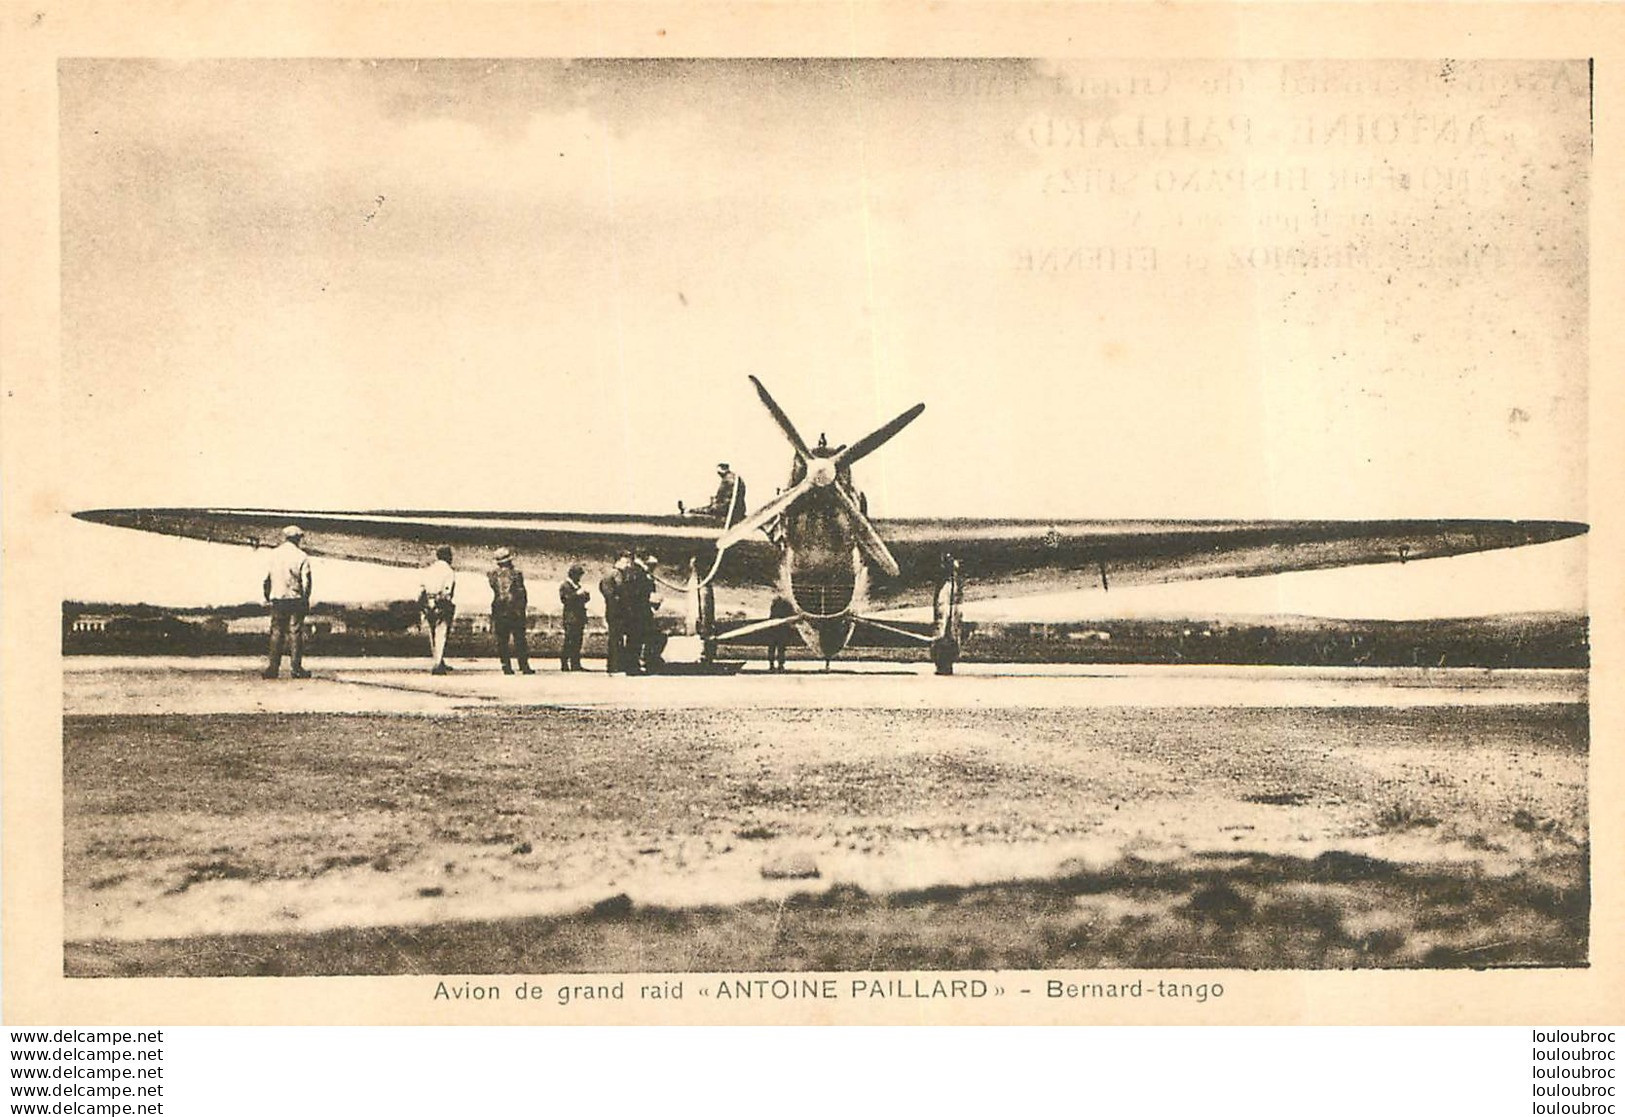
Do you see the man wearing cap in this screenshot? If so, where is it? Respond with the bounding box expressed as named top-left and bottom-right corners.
top-left (558, 563), bottom-right (591, 672)
top-left (622, 551), bottom-right (664, 675)
top-left (599, 552), bottom-right (632, 673)
top-left (262, 525), bottom-right (313, 679)
top-left (687, 463), bottom-right (747, 528)
top-left (488, 547), bottom-right (533, 675)
top-left (419, 545), bottom-right (458, 675)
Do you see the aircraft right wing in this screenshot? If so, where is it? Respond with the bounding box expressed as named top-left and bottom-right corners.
top-left (864, 517), bottom-right (1588, 609)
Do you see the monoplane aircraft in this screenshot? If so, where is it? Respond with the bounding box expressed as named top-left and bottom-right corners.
top-left (76, 377), bottom-right (1588, 672)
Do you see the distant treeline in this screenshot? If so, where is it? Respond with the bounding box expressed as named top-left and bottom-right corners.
top-left (62, 601), bottom-right (643, 660)
top-left (963, 614), bottom-right (1589, 669)
top-left (62, 602), bottom-right (1589, 668)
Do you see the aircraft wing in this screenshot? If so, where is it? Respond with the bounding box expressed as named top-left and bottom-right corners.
top-left (74, 508), bottom-right (1586, 607)
top-left (865, 518), bottom-right (1588, 608)
top-left (73, 507), bottom-right (783, 587)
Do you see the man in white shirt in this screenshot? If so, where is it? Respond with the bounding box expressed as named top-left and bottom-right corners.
top-left (262, 525), bottom-right (313, 679)
top-left (419, 545), bottom-right (458, 675)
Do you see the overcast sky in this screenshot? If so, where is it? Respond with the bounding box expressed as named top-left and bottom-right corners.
top-left (58, 59), bottom-right (1589, 615)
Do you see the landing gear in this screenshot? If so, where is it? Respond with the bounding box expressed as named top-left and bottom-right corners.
top-left (699, 582), bottom-right (717, 664)
top-left (687, 556), bottom-right (719, 663)
top-left (932, 554), bottom-right (963, 676)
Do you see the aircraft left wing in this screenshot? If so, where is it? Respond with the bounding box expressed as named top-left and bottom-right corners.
top-left (865, 517), bottom-right (1587, 609)
top-left (73, 507), bottom-right (784, 587)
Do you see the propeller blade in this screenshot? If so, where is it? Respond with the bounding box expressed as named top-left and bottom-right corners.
top-left (832, 485), bottom-right (900, 579)
top-left (717, 476), bottom-right (814, 550)
top-left (834, 402), bottom-right (925, 469)
top-left (748, 376), bottom-right (813, 462)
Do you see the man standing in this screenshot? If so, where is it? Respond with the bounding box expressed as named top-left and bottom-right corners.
top-left (599, 552), bottom-right (632, 673)
top-left (636, 552), bottom-right (668, 673)
top-left (488, 547), bottom-right (533, 675)
top-left (558, 563), bottom-right (590, 672)
top-left (621, 550), bottom-right (663, 675)
top-left (766, 595), bottom-right (795, 673)
top-left (419, 545), bottom-right (458, 675)
top-left (262, 525), bottom-right (312, 679)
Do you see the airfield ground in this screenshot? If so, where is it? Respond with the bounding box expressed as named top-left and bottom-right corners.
top-left (62, 658), bottom-right (1588, 975)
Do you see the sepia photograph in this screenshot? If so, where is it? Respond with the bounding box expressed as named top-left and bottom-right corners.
top-left (9, 39), bottom-right (1595, 1026)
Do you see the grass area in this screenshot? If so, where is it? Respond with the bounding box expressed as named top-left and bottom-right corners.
top-left (66, 848), bottom-right (1587, 976)
top-left (65, 704), bottom-right (1588, 974)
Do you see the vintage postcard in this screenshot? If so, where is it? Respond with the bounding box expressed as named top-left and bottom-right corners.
top-left (2, 3), bottom-right (1621, 1024)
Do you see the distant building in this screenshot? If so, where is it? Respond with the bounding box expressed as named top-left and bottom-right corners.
top-left (70, 614), bottom-right (116, 634)
top-left (224, 613), bottom-right (347, 636)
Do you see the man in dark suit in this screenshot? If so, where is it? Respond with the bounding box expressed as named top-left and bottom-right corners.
top-left (487, 547), bottom-right (533, 675)
top-left (558, 563), bottom-right (590, 671)
top-left (766, 595), bottom-right (795, 672)
top-left (619, 552), bottom-right (655, 676)
top-left (631, 552), bottom-right (667, 673)
top-left (599, 552), bottom-right (632, 673)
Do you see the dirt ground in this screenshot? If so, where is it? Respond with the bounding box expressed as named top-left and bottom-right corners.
top-left (64, 699), bottom-right (1587, 975)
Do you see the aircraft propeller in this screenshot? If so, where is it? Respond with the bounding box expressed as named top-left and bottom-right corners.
top-left (718, 377), bottom-right (924, 579)
top-left (748, 375), bottom-right (814, 462)
top-left (831, 401), bottom-right (926, 471)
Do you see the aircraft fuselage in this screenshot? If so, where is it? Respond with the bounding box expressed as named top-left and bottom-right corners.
top-left (775, 454), bottom-right (870, 660)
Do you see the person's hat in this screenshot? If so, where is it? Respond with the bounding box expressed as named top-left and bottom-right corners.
top-left (435, 544), bottom-right (453, 562)
top-left (644, 552), bottom-right (660, 564)
top-left (717, 462), bottom-right (730, 471)
top-left (617, 549), bottom-right (633, 559)
top-left (494, 547), bottom-right (513, 564)
top-left (283, 525), bottom-right (304, 540)
top-left (568, 562), bottom-right (585, 576)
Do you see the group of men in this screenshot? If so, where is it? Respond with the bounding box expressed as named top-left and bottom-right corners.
top-left (598, 551), bottom-right (666, 675)
top-left (258, 466), bottom-right (749, 678)
top-left (430, 545), bottom-right (666, 675)
top-left (257, 525), bottom-right (667, 678)
top-left (414, 543), bottom-right (574, 676)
